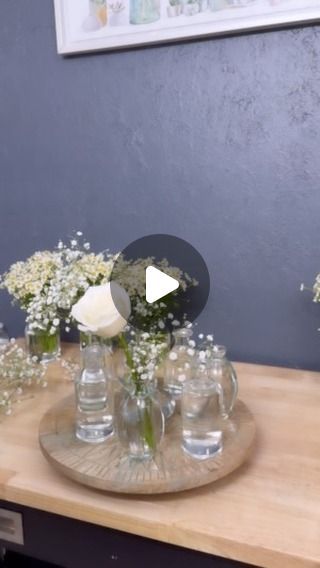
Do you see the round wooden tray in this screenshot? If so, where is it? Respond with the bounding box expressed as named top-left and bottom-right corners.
top-left (39, 396), bottom-right (255, 495)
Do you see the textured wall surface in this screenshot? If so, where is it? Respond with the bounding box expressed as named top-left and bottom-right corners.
top-left (1, 1), bottom-right (320, 369)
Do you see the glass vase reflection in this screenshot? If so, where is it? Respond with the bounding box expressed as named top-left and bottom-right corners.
top-left (130, 0), bottom-right (160, 24)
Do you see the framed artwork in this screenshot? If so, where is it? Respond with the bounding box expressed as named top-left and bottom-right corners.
top-left (54, 0), bottom-right (320, 55)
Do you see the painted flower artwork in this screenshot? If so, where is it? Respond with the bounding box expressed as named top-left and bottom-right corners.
top-left (54, 0), bottom-right (320, 53)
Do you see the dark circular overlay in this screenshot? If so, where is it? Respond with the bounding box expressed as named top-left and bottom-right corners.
top-left (110, 234), bottom-right (210, 332)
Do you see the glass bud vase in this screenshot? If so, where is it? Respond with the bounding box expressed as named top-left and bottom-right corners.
top-left (130, 0), bottom-right (160, 24)
top-left (117, 383), bottom-right (164, 460)
top-left (75, 345), bottom-right (113, 443)
top-left (207, 345), bottom-right (238, 419)
top-left (25, 324), bottom-right (61, 362)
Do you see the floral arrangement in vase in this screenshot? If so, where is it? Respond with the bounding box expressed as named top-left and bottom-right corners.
top-left (0, 232), bottom-right (115, 360)
top-left (71, 281), bottom-right (177, 458)
top-left (71, 278), bottom-right (238, 461)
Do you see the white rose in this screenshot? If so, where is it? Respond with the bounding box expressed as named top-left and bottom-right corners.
top-left (71, 283), bottom-right (130, 338)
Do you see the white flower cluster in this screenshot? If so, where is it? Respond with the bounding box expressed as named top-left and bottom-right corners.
top-left (122, 328), bottom-right (169, 388)
top-left (313, 274), bottom-right (320, 303)
top-left (0, 340), bottom-right (48, 417)
top-left (1, 232), bottom-right (115, 334)
top-left (0, 251), bottom-right (59, 307)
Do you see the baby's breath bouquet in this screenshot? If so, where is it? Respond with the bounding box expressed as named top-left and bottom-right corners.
top-left (0, 251), bottom-right (60, 329)
top-left (29, 232), bottom-right (114, 334)
top-left (0, 233), bottom-right (115, 358)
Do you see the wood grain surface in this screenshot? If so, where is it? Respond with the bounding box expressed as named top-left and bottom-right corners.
top-left (0, 343), bottom-right (320, 568)
top-left (39, 396), bottom-right (255, 494)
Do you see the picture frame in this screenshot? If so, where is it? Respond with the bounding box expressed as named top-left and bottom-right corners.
top-left (53, 0), bottom-right (320, 55)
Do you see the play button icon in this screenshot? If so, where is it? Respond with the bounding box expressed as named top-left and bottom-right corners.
top-left (110, 234), bottom-right (210, 332)
top-left (146, 266), bottom-right (179, 304)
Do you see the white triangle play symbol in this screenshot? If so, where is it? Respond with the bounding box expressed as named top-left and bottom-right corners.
top-left (146, 266), bottom-right (179, 304)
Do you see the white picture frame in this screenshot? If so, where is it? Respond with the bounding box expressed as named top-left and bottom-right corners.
top-left (54, 0), bottom-right (320, 55)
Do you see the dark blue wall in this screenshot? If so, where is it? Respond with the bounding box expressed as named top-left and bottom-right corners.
top-left (1, 0), bottom-right (320, 370)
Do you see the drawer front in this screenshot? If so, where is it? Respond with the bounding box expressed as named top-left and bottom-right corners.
top-left (0, 509), bottom-right (23, 546)
top-left (0, 500), bottom-right (257, 568)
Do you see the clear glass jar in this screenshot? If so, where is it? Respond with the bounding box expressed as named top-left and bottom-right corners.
top-left (163, 328), bottom-right (195, 398)
top-left (75, 345), bottom-right (113, 443)
top-left (182, 377), bottom-right (223, 460)
top-left (130, 0), bottom-right (160, 24)
top-left (117, 382), bottom-right (164, 460)
top-left (25, 324), bottom-right (60, 363)
top-left (207, 345), bottom-right (238, 419)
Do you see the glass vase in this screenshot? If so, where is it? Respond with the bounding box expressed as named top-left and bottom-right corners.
top-left (117, 383), bottom-right (164, 460)
top-left (25, 325), bottom-right (60, 362)
top-left (130, 0), bottom-right (160, 24)
top-left (75, 345), bottom-right (113, 443)
top-left (182, 378), bottom-right (223, 459)
top-left (207, 345), bottom-right (238, 418)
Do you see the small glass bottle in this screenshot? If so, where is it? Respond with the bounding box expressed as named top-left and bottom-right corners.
top-left (163, 328), bottom-right (195, 398)
top-left (207, 345), bottom-right (238, 419)
top-left (117, 380), bottom-right (164, 460)
top-left (0, 323), bottom-right (9, 350)
top-left (182, 378), bottom-right (223, 460)
top-left (75, 345), bottom-right (113, 443)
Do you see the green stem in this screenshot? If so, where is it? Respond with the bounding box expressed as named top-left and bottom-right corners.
top-left (118, 333), bottom-right (140, 387)
top-left (118, 333), bottom-right (155, 453)
top-left (28, 328), bottom-right (59, 360)
top-left (140, 400), bottom-right (155, 451)
top-left (38, 331), bottom-right (58, 354)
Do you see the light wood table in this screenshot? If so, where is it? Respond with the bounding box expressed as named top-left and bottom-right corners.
top-left (0, 344), bottom-right (320, 568)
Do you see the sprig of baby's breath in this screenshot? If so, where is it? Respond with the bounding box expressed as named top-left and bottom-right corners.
top-left (0, 340), bottom-right (48, 417)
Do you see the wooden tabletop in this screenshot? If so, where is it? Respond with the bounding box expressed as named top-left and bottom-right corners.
top-left (0, 344), bottom-right (320, 568)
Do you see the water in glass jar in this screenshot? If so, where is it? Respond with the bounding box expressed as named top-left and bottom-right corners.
top-left (75, 345), bottom-right (113, 443)
top-left (182, 378), bottom-right (223, 460)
